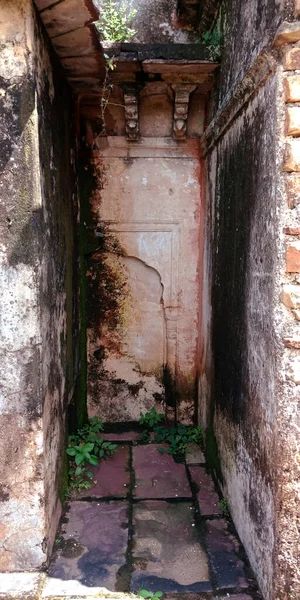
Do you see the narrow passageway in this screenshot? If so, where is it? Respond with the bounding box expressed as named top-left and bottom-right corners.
top-left (47, 432), bottom-right (260, 600)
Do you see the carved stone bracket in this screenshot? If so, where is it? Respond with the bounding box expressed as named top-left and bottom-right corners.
top-left (171, 84), bottom-right (196, 139)
top-left (123, 85), bottom-right (140, 141)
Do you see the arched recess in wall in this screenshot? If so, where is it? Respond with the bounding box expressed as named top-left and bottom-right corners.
top-left (139, 82), bottom-right (174, 137)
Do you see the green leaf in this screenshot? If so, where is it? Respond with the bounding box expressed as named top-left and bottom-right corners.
top-left (75, 466), bottom-right (83, 476)
top-left (66, 448), bottom-right (77, 456)
top-left (86, 471), bottom-right (93, 478)
top-left (75, 453), bottom-right (85, 465)
top-left (108, 443), bottom-right (117, 450)
top-left (84, 442), bottom-right (94, 452)
top-left (154, 593), bottom-right (163, 598)
top-left (88, 455), bottom-right (99, 465)
top-left (139, 590), bottom-right (152, 598)
top-left (99, 449), bottom-right (105, 458)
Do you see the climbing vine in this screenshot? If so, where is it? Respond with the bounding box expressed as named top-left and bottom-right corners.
top-left (93, 0), bottom-right (137, 137)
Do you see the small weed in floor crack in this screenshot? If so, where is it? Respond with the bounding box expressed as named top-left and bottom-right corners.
top-left (139, 590), bottom-right (163, 600)
top-left (66, 417), bottom-right (117, 493)
top-left (139, 407), bottom-right (164, 427)
top-left (219, 498), bottom-right (230, 517)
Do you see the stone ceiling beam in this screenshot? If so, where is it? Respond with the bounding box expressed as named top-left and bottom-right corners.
top-left (34, 0), bottom-right (106, 94)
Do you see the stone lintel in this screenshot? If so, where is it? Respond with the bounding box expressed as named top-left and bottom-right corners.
top-left (93, 136), bottom-right (200, 159)
top-left (103, 42), bottom-right (217, 62)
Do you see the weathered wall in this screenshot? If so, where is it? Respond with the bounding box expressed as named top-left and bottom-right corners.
top-left (95, 0), bottom-right (196, 44)
top-left (86, 138), bottom-right (202, 424)
top-left (201, 1), bottom-right (300, 599)
top-left (0, 0), bottom-right (80, 570)
top-left (216, 0), bottom-right (286, 105)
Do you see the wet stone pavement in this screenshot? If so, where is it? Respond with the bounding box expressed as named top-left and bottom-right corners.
top-left (48, 434), bottom-right (261, 600)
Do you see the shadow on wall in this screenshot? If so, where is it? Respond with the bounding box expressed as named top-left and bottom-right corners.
top-left (0, 74), bottom-right (35, 175)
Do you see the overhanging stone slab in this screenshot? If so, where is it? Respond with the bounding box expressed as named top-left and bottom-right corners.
top-left (61, 55), bottom-right (103, 77)
top-left (35, 0), bottom-right (58, 10)
top-left (51, 28), bottom-right (99, 58)
top-left (39, 0), bottom-right (97, 39)
top-left (68, 78), bottom-right (103, 94)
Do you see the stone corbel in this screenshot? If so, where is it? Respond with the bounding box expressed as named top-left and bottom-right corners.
top-left (171, 84), bottom-right (196, 139)
top-left (123, 85), bottom-right (139, 141)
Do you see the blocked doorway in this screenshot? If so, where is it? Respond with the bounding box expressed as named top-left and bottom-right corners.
top-left (85, 84), bottom-right (205, 425)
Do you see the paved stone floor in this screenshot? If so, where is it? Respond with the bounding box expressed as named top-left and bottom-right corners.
top-left (46, 434), bottom-right (262, 600)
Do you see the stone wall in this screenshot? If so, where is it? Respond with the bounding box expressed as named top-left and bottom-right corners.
top-left (95, 0), bottom-right (196, 43)
top-left (0, 0), bottom-right (80, 570)
top-left (200, 1), bottom-right (300, 599)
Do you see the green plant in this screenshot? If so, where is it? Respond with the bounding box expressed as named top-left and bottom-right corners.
top-left (95, 0), bottom-right (137, 43)
top-left (219, 498), bottom-right (229, 517)
top-left (139, 591), bottom-right (163, 600)
top-left (138, 408), bottom-right (203, 458)
top-left (139, 429), bottom-right (150, 444)
top-left (154, 423), bottom-right (203, 456)
top-left (92, 1), bottom-right (137, 139)
top-left (139, 407), bottom-right (164, 427)
top-left (66, 417), bottom-right (117, 492)
top-left (200, 29), bottom-right (223, 59)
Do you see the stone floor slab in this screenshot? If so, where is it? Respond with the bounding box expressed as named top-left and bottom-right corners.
top-left (189, 467), bottom-right (221, 516)
top-left (77, 446), bottom-right (130, 499)
top-left (205, 520), bottom-right (249, 590)
top-left (185, 443), bottom-right (205, 465)
top-left (0, 572), bottom-right (44, 599)
top-left (133, 445), bottom-right (191, 498)
top-left (102, 432), bottom-right (141, 442)
top-left (131, 500), bottom-right (212, 594)
top-left (213, 596), bottom-right (254, 600)
top-left (48, 501), bottom-right (128, 591)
